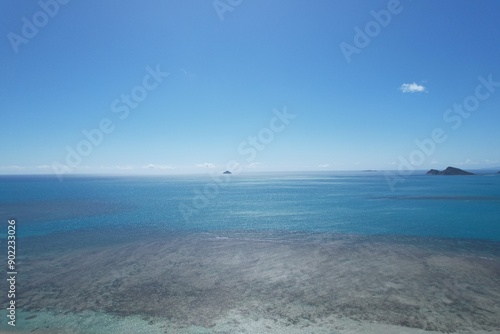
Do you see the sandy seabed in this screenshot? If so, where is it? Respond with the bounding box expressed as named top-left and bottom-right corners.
top-left (1, 231), bottom-right (499, 334)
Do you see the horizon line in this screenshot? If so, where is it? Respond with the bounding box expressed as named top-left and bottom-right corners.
top-left (1, 168), bottom-right (499, 178)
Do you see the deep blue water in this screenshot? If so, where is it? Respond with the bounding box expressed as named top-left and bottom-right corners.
top-left (1, 172), bottom-right (500, 241)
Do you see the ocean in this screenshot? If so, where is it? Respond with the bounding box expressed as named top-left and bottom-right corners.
top-left (0, 172), bottom-right (499, 333)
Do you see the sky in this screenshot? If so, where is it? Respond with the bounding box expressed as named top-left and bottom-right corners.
top-left (1, 0), bottom-right (500, 175)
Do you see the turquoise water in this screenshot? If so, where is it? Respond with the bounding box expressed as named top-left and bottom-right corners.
top-left (1, 171), bottom-right (499, 241)
top-left (1, 172), bottom-right (500, 333)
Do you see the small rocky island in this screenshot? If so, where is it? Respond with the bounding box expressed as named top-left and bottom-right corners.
top-left (426, 166), bottom-right (474, 175)
top-left (223, 170), bottom-right (232, 175)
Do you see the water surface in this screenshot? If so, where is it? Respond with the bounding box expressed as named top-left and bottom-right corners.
top-left (1, 172), bottom-right (499, 333)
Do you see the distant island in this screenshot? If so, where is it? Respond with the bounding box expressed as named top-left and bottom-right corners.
top-left (426, 166), bottom-right (474, 176)
top-left (223, 170), bottom-right (232, 175)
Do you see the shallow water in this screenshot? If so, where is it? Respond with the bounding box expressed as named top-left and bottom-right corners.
top-left (1, 173), bottom-right (499, 333)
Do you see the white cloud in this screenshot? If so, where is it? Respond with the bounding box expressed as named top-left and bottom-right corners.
top-left (1, 165), bottom-right (25, 170)
top-left (144, 164), bottom-right (174, 170)
top-left (36, 165), bottom-right (51, 169)
top-left (456, 158), bottom-right (478, 166)
top-left (196, 163), bottom-right (215, 169)
top-left (318, 163), bottom-right (330, 168)
top-left (247, 162), bottom-right (261, 168)
top-left (399, 82), bottom-right (426, 93)
top-left (116, 165), bottom-right (134, 170)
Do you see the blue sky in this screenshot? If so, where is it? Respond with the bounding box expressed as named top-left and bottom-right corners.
top-left (1, 0), bottom-right (500, 175)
